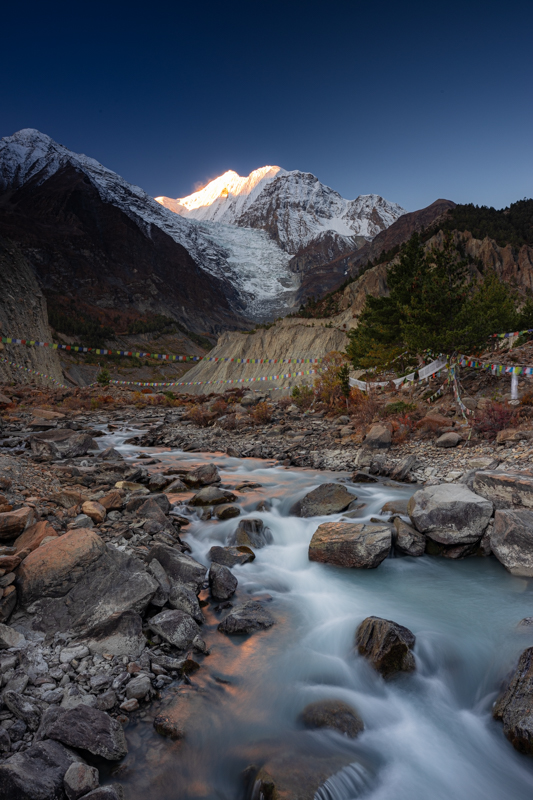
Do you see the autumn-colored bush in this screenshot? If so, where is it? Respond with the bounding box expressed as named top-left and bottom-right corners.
top-left (349, 387), bottom-right (380, 425)
top-left (188, 405), bottom-right (213, 427)
top-left (382, 400), bottom-right (416, 417)
top-left (61, 396), bottom-right (90, 411)
top-left (474, 402), bottom-right (517, 438)
top-left (278, 396), bottom-right (292, 409)
top-left (291, 385), bottom-right (314, 410)
top-left (211, 399), bottom-right (228, 415)
top-left (390, 413), bottom-right (416, 443)
top-left (97, 395), bottom-right (114, 404)
top-left (141, 388), bottom-right (153, 394)
top-left (520, 391), bottom-right (533, 406)
top-left (314, 352), bottom-right (347, 408)
top-left (249, 401), bottom-right (272, 425)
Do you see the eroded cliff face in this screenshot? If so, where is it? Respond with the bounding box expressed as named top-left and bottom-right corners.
top-left (0, 237), bottom-right (63, 385)
top-left (180, 318), bottom-right (348, 394)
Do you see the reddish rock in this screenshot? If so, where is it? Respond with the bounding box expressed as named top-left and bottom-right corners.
top-left (309, 522), bottom-right (391, 568)
top-left (99, 491), bottom-right (124, 512)
top-left (82, 501), bottom-right (106, 524)
top-left (49, 489), bottom-right (88, 509)
top-left (0, 507), bottom-right (34, 541)
top-left (14, 521), bottom-right (58, 554)
top-left (0, 555), bottom-right (21, 571)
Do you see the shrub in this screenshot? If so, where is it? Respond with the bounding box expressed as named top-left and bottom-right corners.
top-left (141, 387), bottom-right (153, 395)
top-left (250, 401), bottom-right (273, 425)
top-left (188, 405), bottom-right (212, 427)
top-left (520, 391), bottom-right (533, 406)
top-left (211, 399), bottom-right (228, 415)
top-left (97, 367), bottom-right (110, 386)
top-left (278, 396), bottom-right (292, 409)
top-left (383, 400), bottom-right (417, 416)
top-left (474, 402), bottom-right (516, 438)
top-left (291, 385), bottom-right (314, 410)
top-left (314, 352), bottom-right (346, 408)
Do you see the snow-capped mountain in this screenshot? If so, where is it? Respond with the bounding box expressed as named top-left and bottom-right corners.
top-left (157, 167), bottom-right (406, 254)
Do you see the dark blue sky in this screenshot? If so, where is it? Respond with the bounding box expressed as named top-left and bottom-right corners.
top-left (1, 0), bottom-right (531, 211)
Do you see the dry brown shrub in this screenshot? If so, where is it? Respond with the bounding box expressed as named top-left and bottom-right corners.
top-left (314, 352), bottom-right (346, 408)
top-left (278, 396), bottom-right (292, 409)
top-left (188, 405), bottom-right (213, 427)
top-left (249, 401), bottom-right (272, 425)
top-left (211, 399), bottom-right (228, 415)
top-left (141, 388), bottom-right (153, 395)
top-left (349, 388), bottom-right (380, 426)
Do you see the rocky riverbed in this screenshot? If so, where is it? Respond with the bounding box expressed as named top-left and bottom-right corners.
top-left (2, 390), bottom-right (533, 798)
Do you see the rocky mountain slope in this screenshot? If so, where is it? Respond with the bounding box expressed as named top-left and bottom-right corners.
top-left (0, 237), bottom-right (63, 385)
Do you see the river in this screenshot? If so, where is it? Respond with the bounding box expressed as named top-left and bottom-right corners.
top-left (101, 428), bottom-right (533, 800)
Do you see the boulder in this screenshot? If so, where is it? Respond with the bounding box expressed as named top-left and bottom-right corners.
top-left (0, 588), bottom-right (17, 623)
top-left (249, 750), bottom-right (363, 800)
top-left (183, 464), bottom-right (220, 487)
top-left (147, 558), bottom-right (171, 607)
top-left (29, 429), bottom-right (98, 460)
top-left (490, 509), bottom-right (533, 576)
top-left (496, 429), bottom-right (528, 445)
top-left (149, 609), bottom-right (206, 652)
top-left (493, 646), bottom-right (533, 755)
top-left (81, 501), bottom-right (106, 524)
top-left (0, 506), bottom-right (34, 541)
top-left (131, 494), bottom-right (170, 515)
top-left (189, 486), bottom-right (237, 506)
top-left (217, 601), bottom-right (275, 635)
top-left (355, 616), bottom-right (416, 678)
top-left (19, 542), bottom-right (158, 635)
top-left (209, 563), bottom-right (237, 601)
top-left (125, 675), bottom-right (151, 701)
top-left (351, 471), bottom-right (379, 483)
top-left (299, 699), bottom-right (364, 738)
top-left (16, 529), bottom-right (106, 606)
top-left (83, 788), bottom-right (123, 800)
top-left (290, 484), bottom-right (355, 518)
top-left (63, 762), bottom-right (99, 800)
top-left (147, 543), bottom-right (207, 592)
top-left (435, 432), bottom-right (463, 448)
top-left (407, 483), bottom-right (492, 546)
top-left (308, 522), bottom-right (391, 569)
top-left (208, 545), bottom-right (255, 567)
top-left (214, 504), bottom-right (241, 520)
top-left (99, 491), bottom-right (124, 512)
top-left (228, 518), bottom-right (273, 549)
top-left (389, 455), bottom-right (420, 482)
top-left (40, 705), bottom-right (128, 760)
top-left (168, 582), bottom-right (204, 624)
top-left (81, 610), bottom-right (145, 657)
top-left (393, 518), bottom-right (426, 557)
top-left (473, 470), bottom-right (533, 510)
top-left (13, 520), bottom-right (57, 553)
top-left (363, 424), bottom-right (391, 450)
top-left (3, 690), bottom-right (42, 730)
top-left (0, 740), bottom-right (83, 800)
top-left (49, 489), bottom-right (89, 509)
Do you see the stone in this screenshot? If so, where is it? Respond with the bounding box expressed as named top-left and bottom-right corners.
top-left (16, 528), bottom-right (106, 606)
top-left (0, 554), bottom-right (20, 570)
top-left (114, 481), bottom-right (147, 492)
top-left (20, 542), bottom-right (158, 636)
top-left (290, 483), bottom-right (355, 518)
top-left (31, 408), bottom-right (65, 419)
top-left (133, 494), bottom-right (170, 515)
top-left (60, 644), bottom-right (90, 664)
top-left (407, 483), bottom-right (493, 546)
top-left (96, 690), bottom-right (117, 712)
top-left (64, 762), bottom-right (100, 800)
top-left (389, 455), bottom-right (420, 482)
top-left (473, 470), bottom-right (533, 510)
top-left (165, 478), bottom-right (188, 492)
top-left (67, 514), bottom-right (94, 530)
top-left (355, 616), bottom-right (416, 678)
top-left (0, 506), bottom-right (34, 541)
top-left (381, 499), bottom-right (409, 515)
top-left (217, 601), bottom-right (275, 635)
top-left (351, 471), bottom-right (379, 483)
top-left (119, 698), bottom-right (138, 712)
top-left (183, 463), bottom-right (220, 487)
top-left (0, 623), bottom-right (25, 649)
top-left (126, 675), bottom-right (151, 700)
top-left (214, 504), bottom-right (241, 520)
top-left (493, 646), bottom-right (533, 755)
top-left (363, 424), bottom-right (391, 450)
top-left (0, 726), bottom-right (10, 753)
top-left (81, 501), bottom-right (106, 524)
top-left (299, 699), bottom-right (364, 738)
top-left (147, 543), bottom-right (207, 592)
top-left (147, 558), bottom-right (171, 606)
top-left (40, 704), bottom-right (128, 760)
top-left (308, 522), bottom-right (391, 569)
top-left (83, 610), bottom-right (146, 657)
top-left (228, 518), bottom-right (273, 548)
top-left (149, 609), bottom-right (206, 652)
top-left (0, 740), bottom-right (83, 800)
top-left (83, 788), bottom-right (123, 800)
top-left (13, 520), bottom-right (57, 553)
top-left (97, 447), bottom-right (123, 461)
top-left (0, 588), bottom-right (17, 623)
top-left (209, 562), bottom-right (237, 601)
top-left (3, 690), bottom-right (42, 730)
top-left (393, 518), bottom-right (425, 557)
top-left (99, 491), bottom-right (124, 512)
top-left (496, 429), bottom-right (528, 444)
top-left (49, 489), bottom-right (89, 509)
top-left (168, 582), bottom-right (204, 624)
top-left (190, 486), bottom-right (237, 506)
top-left (208, 545), bottom-right (255, 567)
top-left (29, 429), bottom-right (98, 460)
top-left (435, 432), bottom-right (463, 448)
top-left (147, 474), bottom-right (174, 492)
top-left (490, 510), bottom-right (533, 576)
top-left (250, 750), bottom-right (359, 800)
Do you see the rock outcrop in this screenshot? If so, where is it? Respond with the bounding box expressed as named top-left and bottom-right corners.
top-left (308, 522), bottom-right (391, 568)
top-left (407, 483), bottom-right (492, 546)
top-left (494, 646), bottom-right (533, 755)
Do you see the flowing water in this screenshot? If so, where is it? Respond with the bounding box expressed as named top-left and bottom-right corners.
top-left (101, 427), bottom-right (533, 800)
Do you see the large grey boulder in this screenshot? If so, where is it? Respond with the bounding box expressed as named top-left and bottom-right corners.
top-left (3, 690), bottom-right (42, 731)
top-left (0, 740), bottom-right (83, 800)
top-left (363, 424), bottom-right (391, 450)
top-left (218, 601), bottom-right (275, 635)
top-left (183, 464), bottom-right (220, 487)
top-left (355, 616), bottom-right (416, 678)
top-left (493, 646), bottom-right (533, 754)
top-left (63, 762), bottom-right (99, 800)
top-left (407, 483), bottom-right (492, 545)
top-left (490, 509), bottom-right (533, 576)
top-left (148, 609), bottom-right (206, 652)
top-left (17, 533), bottom-right (157, 635)
top-left (473, 470), bottom-right (533, 510)
top-left (435, 432), bottom-right (463, 448)
top-left (290, 483), bottom-right (355, 517)
top-left (81, 610), bottom-right (145, 657)
top-left (39, 704), bottom-right (128, 761)
top-left (308, 522), bottom-right (391, 569)
top-left (228, 518), bottom-right (273, 549)
top-left (29, 429), bottom-right (98, 460)
top-left (147, 543), bottom-right (207, 592)
top-left (189, 486), bottom-right (237, 506)
top-left (209, 563), bottom-right (237, 601)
